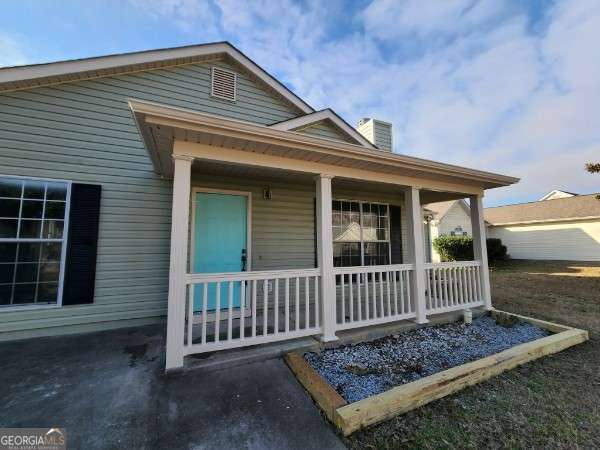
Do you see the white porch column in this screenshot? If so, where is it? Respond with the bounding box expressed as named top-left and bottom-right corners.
top-left (315, 174), bottom-right (338, 342)
top-left (405, 187), bottom-right (428, 324)
top-left (165, 154), bottom-right (193, 370)
top-left (470, 194), bottom-right (492, 310)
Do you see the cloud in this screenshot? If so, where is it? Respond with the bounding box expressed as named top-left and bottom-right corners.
top-left (128, 0), bottom-right (600, 206)
top-left (0, 34), bottom-right (29, 67)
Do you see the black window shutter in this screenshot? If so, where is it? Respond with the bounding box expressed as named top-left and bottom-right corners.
top-left (62, 183), bottom-right (102, 305)
top-left (390, 205), bottom-right (403, 264)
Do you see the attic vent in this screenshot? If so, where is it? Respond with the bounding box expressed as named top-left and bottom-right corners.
top-left (211, 67), bottom-right (237, 102)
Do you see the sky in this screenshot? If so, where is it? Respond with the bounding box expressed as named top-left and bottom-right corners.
top-left (0, 0), bottom-right (598, 206)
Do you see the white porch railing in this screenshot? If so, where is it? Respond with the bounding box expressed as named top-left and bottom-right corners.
top-left (184, 268), bottom-right (322, 355)
top-left (333, 264), bottom-right (416, 331)
top-left (177, 261), bottom-right (484, 359)
top-left (424, 261), bottom-right (484, 314)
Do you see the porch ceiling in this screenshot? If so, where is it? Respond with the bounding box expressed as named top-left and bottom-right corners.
top-left (129, 99), bottom-right (519, 194)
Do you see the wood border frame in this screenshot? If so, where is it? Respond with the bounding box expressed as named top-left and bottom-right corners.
top-left (286, 310), bottom-right (589, 436)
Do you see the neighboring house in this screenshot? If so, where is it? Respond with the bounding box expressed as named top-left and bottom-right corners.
top-left (425, 199), bottom-right (472, 262)
top-left (539, 189), bottom-right (577, 201)
top-left (0, 42), bottom-right (518, 370)
top-left (485, 193), bottom-right (600, 261)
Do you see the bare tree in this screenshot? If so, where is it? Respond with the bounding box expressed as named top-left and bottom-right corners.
top-left (586, 163), bottom-right (600, 199)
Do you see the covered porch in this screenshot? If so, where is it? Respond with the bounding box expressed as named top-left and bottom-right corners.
top-left (129, 100), bottom-right (517, 370)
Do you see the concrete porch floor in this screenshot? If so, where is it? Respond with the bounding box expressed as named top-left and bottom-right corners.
top-left (0, 324), bottom-right (345, 450)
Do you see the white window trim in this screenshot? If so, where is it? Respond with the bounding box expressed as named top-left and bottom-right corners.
top-left (333, 198), bottom-right (392, 266)
top-left (0, 174), bottom-right (71, 312)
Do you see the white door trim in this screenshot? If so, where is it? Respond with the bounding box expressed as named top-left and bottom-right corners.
top-left (190, 187), bottom-right (253, 322)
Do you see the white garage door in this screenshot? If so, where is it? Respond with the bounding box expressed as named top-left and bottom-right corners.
top-left (488, 220), bottom-right (600, 261)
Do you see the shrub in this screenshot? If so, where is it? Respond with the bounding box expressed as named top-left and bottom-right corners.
top-left (432, 235), bottom-right (508, 263)
top-left (432, 235), bottom-right (473, 261)
top-left (486, 238), bottom-right (508, 262)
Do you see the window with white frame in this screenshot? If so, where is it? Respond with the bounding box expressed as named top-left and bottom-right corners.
top-left (0, 176), bottom-right (70, 307)
top-left (332, 200), bottom-right (390, 267)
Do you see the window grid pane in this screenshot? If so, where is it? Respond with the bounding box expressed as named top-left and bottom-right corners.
top-left (332, 200), bottom-right (391, 267)
top-left (0, 177), bottom-right (69, 307)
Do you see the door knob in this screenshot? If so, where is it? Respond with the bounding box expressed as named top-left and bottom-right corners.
top-left (241, 249), bottom-right (247, 271)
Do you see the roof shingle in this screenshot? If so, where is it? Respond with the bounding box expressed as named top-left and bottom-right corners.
top-left (485, 193), bottom-right (600, 225)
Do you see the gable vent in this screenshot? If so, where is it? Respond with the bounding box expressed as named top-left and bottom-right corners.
top-left (211, 66), bottom-right (237, 102)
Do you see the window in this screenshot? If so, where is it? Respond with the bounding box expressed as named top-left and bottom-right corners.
top-left (0, 176), bottom-right (70, 308)
top-left (333, 200), bottom-right (390, 267)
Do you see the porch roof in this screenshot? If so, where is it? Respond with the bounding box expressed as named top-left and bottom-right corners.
top-left (129, 99), bottom-right (519, 194)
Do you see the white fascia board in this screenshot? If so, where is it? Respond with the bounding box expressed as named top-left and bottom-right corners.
top-left (487, 215), bottom-right (600, 227)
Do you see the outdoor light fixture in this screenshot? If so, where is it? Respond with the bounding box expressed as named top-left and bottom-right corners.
top-left (263, 186), bottom-right (272, 200)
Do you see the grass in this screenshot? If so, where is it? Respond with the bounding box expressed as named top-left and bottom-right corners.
top-left (345, 260), bottom-right (600, 450)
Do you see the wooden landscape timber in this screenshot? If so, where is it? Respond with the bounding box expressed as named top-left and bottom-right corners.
top-left (286, 310), bottom-right (589, 436)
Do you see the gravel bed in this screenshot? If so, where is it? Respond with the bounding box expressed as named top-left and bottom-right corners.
top-left (304, 316), bottom-right (548, 403)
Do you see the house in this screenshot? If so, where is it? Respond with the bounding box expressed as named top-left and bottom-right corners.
top-left (0, 42), bottom-right (518, 370)
top-left (424, 199), bottom-right (472, 262)
top-left (539, 189), bottom-right (577, 201)
top-left (485, 193), bottom-right (600, 261)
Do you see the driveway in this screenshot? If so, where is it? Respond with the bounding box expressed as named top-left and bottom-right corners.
top-left (0, 324), bottom-right (346, 450)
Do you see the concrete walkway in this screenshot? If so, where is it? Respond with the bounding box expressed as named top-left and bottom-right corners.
top-left (0, 325), bottom-right (346, 450)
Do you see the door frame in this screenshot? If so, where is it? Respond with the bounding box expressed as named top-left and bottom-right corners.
top-left (190, 187), bottom-right (253, 322)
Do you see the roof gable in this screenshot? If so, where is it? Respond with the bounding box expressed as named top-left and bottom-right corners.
top-left (269, 109), bottom-right (376, 149)
top-left (0, 42), bottom-right (313, 115)
top-left (426, 199), bottom-right (470, 221)
top-left (539, 189), bottom-right (577, 201)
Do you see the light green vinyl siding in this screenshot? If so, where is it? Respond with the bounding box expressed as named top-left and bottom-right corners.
top-left (294, 120), bottom-right (357, 144)
top-left (0, 58), bottom-right (304, 341)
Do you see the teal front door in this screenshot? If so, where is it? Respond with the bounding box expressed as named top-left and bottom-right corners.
top-left (193, 192), bottom-right (248, 313)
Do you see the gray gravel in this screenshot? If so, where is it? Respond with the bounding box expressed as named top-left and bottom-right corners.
top-left (305, 316), bottom-right (548, 403)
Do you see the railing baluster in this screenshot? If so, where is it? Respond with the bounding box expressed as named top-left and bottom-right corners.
top-left (304, 276), bottom-right (309, 330)
top-left (274, 278), bottom-right (279, 334)
top-left (379, 271), bottom-right (385, 318)
top-left (215, 282), bottom-right (221, 343)
top-left (240, 281), bottom-right (246, 340)
top-left (386, 271), bottom-right (391, 317)
top-left (341, 274), bottom-right (346, 324)
top-left (251, 279), bottom-right (257, 337)
top-left (426, 268), bottom-right (432, 310)
top-left (443, 268), bottom-right (449, 308)
top-left (399, 270), bottom-right (405, 314)
top-left (364, 273), bottom-right (370, 320)
top-left (188, 284), bottom-right (194, 346)
top-left (285, 277), bottom-right (290, 333)
top-left (432, 268), bottom-right (439, 309)
top-left (295, 277), bottom-right (300, 331)
top-left (373, 272), bottom-right (378, 319)
top-left (263, 279), bottom-right (268, 336)
top-left (405, 271), bottom-right (411, 313)
top-left (227, 282), bottom-right (233, 341)
top-left (392, 270), bottom-right (398, 316)
top-left (357, 273), bottom-right (362, 322)
top-left (201, 283), bottom-right (208, 344)
top-left (349, 274), bottom-right (354, 323)
top-left (463, 267), bottom-right (471, 303)
top-left (458, 267), bottom-right (468, 305)
top-left (314, 276), bottom-right (319, 328)
top-left (476, 266), bottom-right (482, 302)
